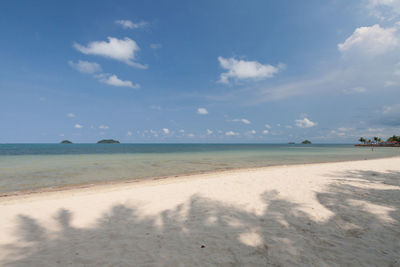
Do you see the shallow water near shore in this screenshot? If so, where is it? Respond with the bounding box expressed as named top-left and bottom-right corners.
top-left (0, 144), bottom-right (399, 194)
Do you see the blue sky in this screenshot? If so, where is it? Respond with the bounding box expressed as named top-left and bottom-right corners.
top-left (1, 0), bottom-right (400, 143)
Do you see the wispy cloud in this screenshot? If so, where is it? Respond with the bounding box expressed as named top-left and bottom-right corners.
top-left (232, 118), bottom-right (251, 124)
top-left (74, 124), bottom-right (83, 129)
top-left (150, 105), bottom-right (162, 110)
top-left (115, 20), bottom-right (148, 29)
top-left (162, 128), bottom-right (169, 134)
top-left (99, 125), bottom-right (109, 129)
top-left (377, 104), bottom-right (400, 126)
top-left (66, 113), bottom-right (75, 118)
top-left (366, 0), bottom-right (400, 20)
top-left (68, 60), bottom-right (102, 74)
top-left (73, 37), bottom-right (147, 68)
top-left (343, 86), bottom-right (366, 94)
top-left (150, 43), bottom-right (162, 49)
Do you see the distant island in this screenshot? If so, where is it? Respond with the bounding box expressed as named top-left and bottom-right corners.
top-left (97, 139), bottom-right (120, 144)
top-left (356, 135), bottom-right (400, 147)
top-left (301, 140), bottom-right (312, 144)
top-left (60, 140), bottom-right (72, 144)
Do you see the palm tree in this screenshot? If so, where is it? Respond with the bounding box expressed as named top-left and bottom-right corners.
top-left (359, 137), bottom-right (366, 144)
top-left (373, 137), bottom-right (381, 143)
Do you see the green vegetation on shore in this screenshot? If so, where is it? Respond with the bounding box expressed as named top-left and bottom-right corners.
top-left (358, 135), bottom-right (399, 144)
top-left (301, 140), bottom-right (312, 144)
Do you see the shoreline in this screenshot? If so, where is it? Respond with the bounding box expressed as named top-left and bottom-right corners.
top-left (1, 155), bottom-right (399, 202)
top-left (1, 157), bottom-right (399, 265)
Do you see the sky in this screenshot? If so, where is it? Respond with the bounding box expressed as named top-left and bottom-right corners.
top-left (1, 0), bottom-right (400, 143)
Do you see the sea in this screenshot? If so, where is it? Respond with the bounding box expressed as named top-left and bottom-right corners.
top-left (0, 144), bottom-right (399, 194)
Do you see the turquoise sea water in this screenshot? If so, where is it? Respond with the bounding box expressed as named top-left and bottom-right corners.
top-left (0, 144), bottom-right (399, 194)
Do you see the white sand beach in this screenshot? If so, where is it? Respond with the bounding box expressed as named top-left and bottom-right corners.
top-left (0, 157), bottom-right (399, 266)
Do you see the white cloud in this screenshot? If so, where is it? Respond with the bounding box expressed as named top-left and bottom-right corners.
top-left (187, 133), bottom-right (195, 137)
top-left (338, 24), bottom-right (399, 56)
top-left (68, 60), bottom-right (101, 74)
top-left (285, 125), bottom-right (293, 129)
top-left (250, 130), bottom-right (256, 134)
top-left (197, 108), bottom-right (208, 115)
top-left (162, 128), bottom-right (169, 134)
top-left (74, 124), bottom-right (83, 129)
top-left (225, 131), bottom-right (239, 136)
top-left (179, 129), bottom-right (185, 133)
top-left (218, 56), bottom-right (283, 84)
top-left (263, 130), bottom-right (269, 134)
top-left (115, 20), bottom-right (148, 29)
top-left (73, 37), bottom-right (147, 68)
top-left (206, 129), bottom-right (213, 135)
top-left (295, 118), bottom-right (318, 128)
top-left (265, 124), bottom-right (272, 129)
top-left (150, 43), bottom-right (162, 49)
top-left (59, 133), bottom-right (65, 137)
top-left (99, 125), bottom-right (109, 129)
top-left (343, 87), bottom-right (367, 94)
top-left (127, 131), bottom-right (133, 136)
top-left (67, 113), bottom-right (75, 118)
top-left (96, 74), bottom-right (140, 88)
top-left (232, 118), bottom-right (251, 124)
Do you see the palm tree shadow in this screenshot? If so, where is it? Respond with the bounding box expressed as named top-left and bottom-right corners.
top-left (1, 170), bottom-right (400, 266)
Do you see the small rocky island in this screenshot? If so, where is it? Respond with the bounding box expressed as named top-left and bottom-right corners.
top-left (60, 140), bottom-right (72, 144)
top-left (97, 139), bottom-right (120, 144)
top-left (301, 140), bottom-right (312, 144)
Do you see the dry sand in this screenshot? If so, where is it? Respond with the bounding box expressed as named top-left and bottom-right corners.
top-left (0, 158), bottom-right (399, 266)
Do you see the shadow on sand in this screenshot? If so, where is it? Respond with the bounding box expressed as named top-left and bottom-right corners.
top-left (1, 170), bottom-right (400, 266)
